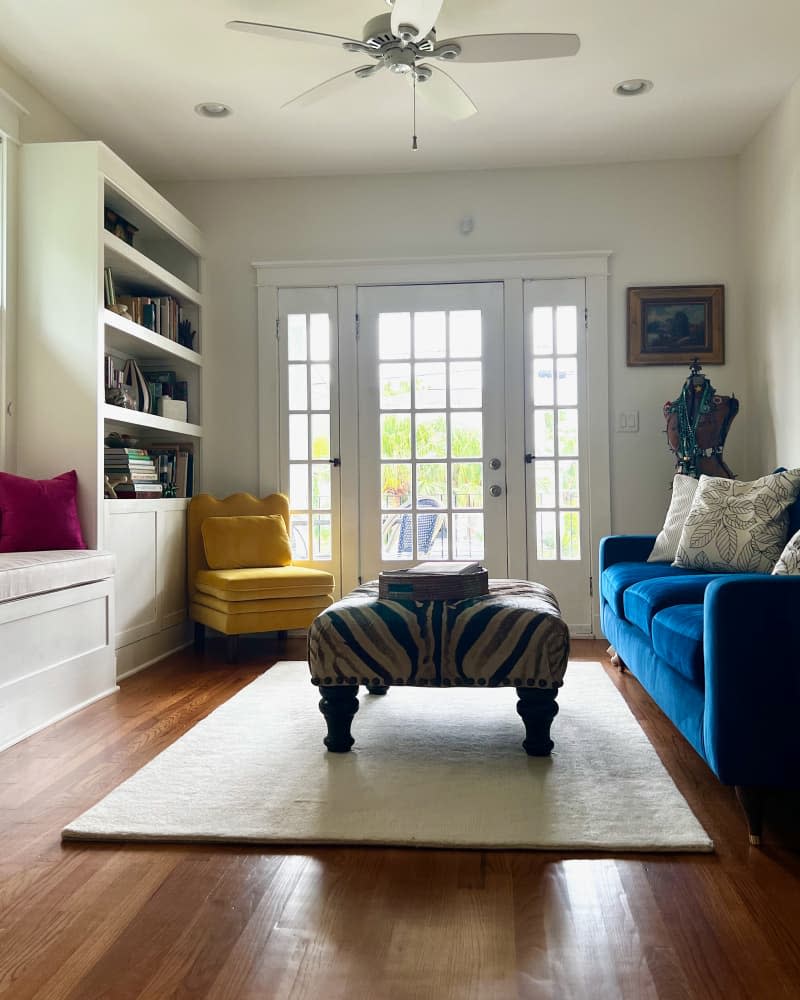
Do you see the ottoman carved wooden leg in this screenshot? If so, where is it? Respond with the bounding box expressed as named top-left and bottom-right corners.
top-left (318, 684), bottom-right (359, 752)
top-left (516, 688), bottom-right (560, 756)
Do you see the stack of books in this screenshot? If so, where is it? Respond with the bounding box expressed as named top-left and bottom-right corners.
top-left (104, 447), bottom-right (163, 499)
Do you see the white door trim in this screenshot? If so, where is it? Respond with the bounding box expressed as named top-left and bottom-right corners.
top-left (256, 252), bottom-right (611, 628)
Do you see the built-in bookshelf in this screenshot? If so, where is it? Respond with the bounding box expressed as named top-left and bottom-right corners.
top-left (18, 141), bottom-right (206, 676)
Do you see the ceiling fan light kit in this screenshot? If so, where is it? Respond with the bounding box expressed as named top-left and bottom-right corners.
top-left (227, 0), bottom-right (580, 146)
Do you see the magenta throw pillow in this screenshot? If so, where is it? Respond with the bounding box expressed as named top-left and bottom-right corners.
top-left (0, 469), bottom-right (87, 552)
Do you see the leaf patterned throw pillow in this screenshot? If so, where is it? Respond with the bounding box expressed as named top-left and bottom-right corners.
top-left (773, 529), bottom-right (800, 575)
top-left (674, 469), bottom-right (800, 574)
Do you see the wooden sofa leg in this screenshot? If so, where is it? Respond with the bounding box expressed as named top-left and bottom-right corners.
top-left (194, 623), bottom-right (206, 655)
top-left (226, 635), bottom-right (240, 664)
top-left (735, 785), bottom-right (764, 846)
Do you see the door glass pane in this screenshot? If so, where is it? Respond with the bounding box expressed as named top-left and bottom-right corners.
top-left (311, 413), bottom-right (330, 459)
top-left (450, 361), bottom-right (482, 408)
top-left (380, 363), bottom-right (411, 409)
top-left (288, 315), bottom-right (307, 361)
top-left (532, 359), bottom-right (554, 406)
top-left (534, 410), bottom-right (555, 456)
top-left (312, 514), bottom-right (332, 559)
top-left (535, 460), bottom-right (556, 508)
top-left (414, 312), bottom-right (446, 358)
top-left (289, 413), bottom-right (308, 461)
top-left (311, 464), bottom-right (331, 510)
top-left (381, 413), bottom-right (411, 459)
top-left (288, 365), bottom-right (307, 411)
top-left (291, 515), bottom-right (309, 560)
top-left (309, 314), bottom-right (330, 360)
top-left (558, 409), bottom-right (579, 456)
top-left (416, 463), bottom-right (447, 507)
top-left (379, 312), bottom-right (411, 359)
top-left (382, 512), bottom-right (412, 560)
top-left (559, 460), bottom-right (580, 508)
top-left (415, 363), bottom-right (447, 409)
top-left (290, 463), bottom-right (309, 510)
top-left (537, 511), bottom-right (557, 560)
top-left (309, 364), bottom-right (330, 410)
top-left (449, 311), bottom-right (481, 357)
top-left (556, 306), bottom-right (578, 355)
top-left (415, 413), bottom-right (447, 459)
top-left (451, 412), bottom-right (482, 458)
top-left (556, 357), bottom-right (577, 406)
top-left (453, 513), bottom-right (484, 559)
top-left (452, 463), bottom-right (482, 508)
top-left (532, 307), bottom-right (553, 355)
top-left (382, 463), bottom-right (411, 508)
top-left (560, 511), bottom-right (581, 560)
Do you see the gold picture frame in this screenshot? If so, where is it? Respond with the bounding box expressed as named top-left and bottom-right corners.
top-left (627, 284), bottom-right (724, 366)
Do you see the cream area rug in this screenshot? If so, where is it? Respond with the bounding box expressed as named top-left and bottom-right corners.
top-left (63, 661), bottom-right (712, 852)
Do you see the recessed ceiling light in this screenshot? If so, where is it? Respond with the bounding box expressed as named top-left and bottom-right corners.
top-left (194, 102), bottom-right (233, 118)
top-left (614, 79), bottom-right (653, 97)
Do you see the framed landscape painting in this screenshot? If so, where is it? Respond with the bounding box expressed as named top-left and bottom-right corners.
top-left (627, 284), bottom-right (724, 365)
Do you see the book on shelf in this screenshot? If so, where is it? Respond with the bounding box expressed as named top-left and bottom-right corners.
top-left (103, 267), bottom-right (116, 308)
top-left (113, 482), bottom-right (164, 499)
top-left (147, 441), bottom-right (195, 498)
top-left (111, 293), bottom-right (197, 351)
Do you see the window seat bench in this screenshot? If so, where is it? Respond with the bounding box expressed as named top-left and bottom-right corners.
top-left (0, 550), bottom-right (116, 751)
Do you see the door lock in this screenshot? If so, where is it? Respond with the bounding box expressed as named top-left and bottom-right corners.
top-left (489, 484), bottom-right (503, 498)
top-left (489, 458), bottom-right (502, 470)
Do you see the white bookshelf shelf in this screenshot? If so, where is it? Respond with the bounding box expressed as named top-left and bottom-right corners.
top-left (103, 404), bottom-right (203, 438)
top-left (104, 231), bottom-right (203, 306)
top-left (103, 309), bottom-right (203, 368)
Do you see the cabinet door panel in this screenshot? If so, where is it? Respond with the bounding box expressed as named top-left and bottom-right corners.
top-left (106, 508), bottom-right (159, 645)
top-left (157, 507), bottom-right (187, 629)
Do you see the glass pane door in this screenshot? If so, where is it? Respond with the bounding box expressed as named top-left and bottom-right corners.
top-left (524, 279), bottom-right (592, 631)
top-left (278, 288), bottom-right (340, 580)
top-left (357, 283), bottom-right (508, 580)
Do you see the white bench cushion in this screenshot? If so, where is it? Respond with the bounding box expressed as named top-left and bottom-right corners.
top-left (0, 550), bottom-right (115, 603)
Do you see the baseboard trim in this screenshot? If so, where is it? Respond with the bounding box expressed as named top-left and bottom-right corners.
top-left (116, 640), bottom-right (193, 681)
top-left (0, 685), bottom-right (119, 754)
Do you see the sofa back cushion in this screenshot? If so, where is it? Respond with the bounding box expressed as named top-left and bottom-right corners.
top-left (674, 469), bottom-right (800, 574)
top-left (647, 474), bottom-right (699, 563)
top-left (0, 470), bottom-right (86, 552)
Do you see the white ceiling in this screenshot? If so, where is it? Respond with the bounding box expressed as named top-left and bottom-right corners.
top-left (2, 0), bottom-right (800, 181)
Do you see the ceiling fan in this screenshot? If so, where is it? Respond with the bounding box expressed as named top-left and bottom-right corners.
top-left (227, 0), bottom-right (580, 137)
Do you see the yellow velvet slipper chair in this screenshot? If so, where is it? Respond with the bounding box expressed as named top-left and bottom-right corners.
top-left (188, 492), bottom-right (335, 662)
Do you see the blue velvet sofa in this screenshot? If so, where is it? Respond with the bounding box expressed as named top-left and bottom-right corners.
top-left (599, 515), bottom-right (800, 844)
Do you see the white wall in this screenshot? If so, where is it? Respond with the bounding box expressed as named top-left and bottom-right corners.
top-left (739, 77), bottom-right (800, 472)
top-left (161, 156), bottom-right (745, 533)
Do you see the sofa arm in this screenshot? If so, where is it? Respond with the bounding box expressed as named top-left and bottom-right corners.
top-left (703, 575), bottom-right (800, 787)
top-left (599, 535), bottom-right (656, 574)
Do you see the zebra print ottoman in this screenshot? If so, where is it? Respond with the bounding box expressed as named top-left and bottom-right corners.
top-left (308, 579), bottom-right (570, 755)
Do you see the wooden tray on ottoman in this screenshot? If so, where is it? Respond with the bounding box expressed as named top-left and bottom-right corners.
top-left (378, 566), bottom-right (489, 601)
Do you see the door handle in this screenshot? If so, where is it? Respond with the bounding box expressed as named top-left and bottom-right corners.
top-left (525, 453), bottom-right (536, 464)
top-left (329, 458), bottom-right (341, 467)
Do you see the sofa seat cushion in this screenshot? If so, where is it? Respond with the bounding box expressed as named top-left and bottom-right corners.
top-left (0, 549), bottom-right (114, 603)
top-left (195, 565), bottom-right (335, 602)
top-left (601, 562), bottom-right (702, 619)
top-left (651, 605), bottom-right (705, 686)
top-left (623, 574), bottom-right (718, 635)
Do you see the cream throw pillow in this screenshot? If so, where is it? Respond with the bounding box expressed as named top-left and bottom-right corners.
top-left (647, 474), bottom-right (699, 563)
top-left (773, 529), bottom-right (800, 575)
top-left (674, 469), bottom-right (800, 574)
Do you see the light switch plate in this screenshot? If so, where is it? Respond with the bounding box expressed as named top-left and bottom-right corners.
top-left (617, 411), bottom-right (639, 433)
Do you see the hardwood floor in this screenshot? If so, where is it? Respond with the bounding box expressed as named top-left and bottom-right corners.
top-left (1, 637), bottom-right (799, 1000)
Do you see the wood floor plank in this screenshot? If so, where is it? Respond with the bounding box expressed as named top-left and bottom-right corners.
top-left (1, 638), bottom-right (799, 999)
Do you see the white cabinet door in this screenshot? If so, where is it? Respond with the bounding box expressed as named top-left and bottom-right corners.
top-left (157, 506), bottom-right (188, 630)
top-left (106, 505), bottom-right (160, 646)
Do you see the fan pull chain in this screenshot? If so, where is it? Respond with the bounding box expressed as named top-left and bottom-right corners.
top-left (412, 72), bottom-right (419, 150)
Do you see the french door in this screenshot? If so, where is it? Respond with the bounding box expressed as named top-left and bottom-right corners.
top-left (272, 272), bottom-right (599, 631)
top-left (357, 283), bottom-right (509, 580)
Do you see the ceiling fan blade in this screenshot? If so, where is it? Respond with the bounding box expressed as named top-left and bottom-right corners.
top-left (391, 0), bottom-right (444, 43)
top-left (436, 33), bottom-right (580, 63)
top-left (414, 66), bottom-right (477, 120)
top-left (282, 66), bottom-right (378, 110)
top-left (226, 20), bottom-right (363, 50)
